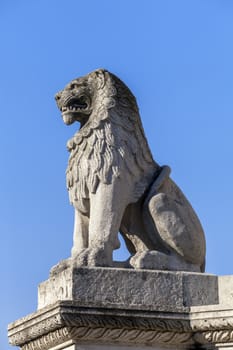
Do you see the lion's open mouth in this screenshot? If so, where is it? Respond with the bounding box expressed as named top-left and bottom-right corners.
top-left (61, 96), bottom-right (91, 127)
top-left (62, 97), bottom-right (89, 113)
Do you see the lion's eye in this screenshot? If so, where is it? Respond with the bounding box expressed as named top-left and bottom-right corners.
top-left (70, 83), bottom-right (79, 89)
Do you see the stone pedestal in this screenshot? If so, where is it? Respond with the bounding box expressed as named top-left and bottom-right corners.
top-left (8, 267), bottom-right (233, 350)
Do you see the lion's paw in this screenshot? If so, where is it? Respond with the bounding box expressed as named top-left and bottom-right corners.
top-left (49, 258), bottom-right (72, 276)
top-left (73, 248), bottom-right (113, 267)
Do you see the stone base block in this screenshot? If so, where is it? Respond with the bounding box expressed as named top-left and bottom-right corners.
top-left (38, 266), bottom-right (218, 311)
top-left (8, 267), bottom-right (233, 350)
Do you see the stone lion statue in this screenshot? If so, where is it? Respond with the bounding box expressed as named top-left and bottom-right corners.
top-left (55, 69), bottom-right (206, 272)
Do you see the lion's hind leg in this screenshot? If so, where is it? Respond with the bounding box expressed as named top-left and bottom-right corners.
top-left (130, 191), bottom-right (205, 272)
top-left (150, 193), bottom-right (205, 266)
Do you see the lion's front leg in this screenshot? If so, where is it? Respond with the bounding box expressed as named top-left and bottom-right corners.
top-left (86, 180), bottom-right (129, 267)
top-left (71, 208), bottom-right (89, 258)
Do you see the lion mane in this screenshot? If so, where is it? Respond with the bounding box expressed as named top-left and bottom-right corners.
top-left (65, 69), bottom-right (159, 214)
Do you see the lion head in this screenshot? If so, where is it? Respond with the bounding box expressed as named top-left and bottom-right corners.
top-left (55, 73), bottom-right (94, 127)
top-left (55, 69), bottom-right (158, 213)
top-left (55, 69), bottom-right (139, 128)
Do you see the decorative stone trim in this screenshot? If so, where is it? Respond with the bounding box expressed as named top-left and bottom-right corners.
top-left (194, 330), bottom-right (233, 345)
top-left (9, 302), bottom-right (193, 347)
top-left (22, 327), bottom-right (71, 350)
top-left (9, 301), bottom-right (233, 349)
top-left (21, 327), bottom-right (194, 350)
top-left (8, 303), bottom-right (63, 346)
top-left (69, 327), bottom-right (194, 345)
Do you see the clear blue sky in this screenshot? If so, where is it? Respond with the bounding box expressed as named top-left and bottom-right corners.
top-left (1, 1), bottom-right (233, 348)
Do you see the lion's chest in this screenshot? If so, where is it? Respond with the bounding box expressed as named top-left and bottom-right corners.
top-left (66, 145), bottom-right (91, 206)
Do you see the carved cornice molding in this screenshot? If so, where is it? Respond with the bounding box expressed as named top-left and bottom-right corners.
top-left (194, 330), bottom-right (233, 344)
top-left (8, 304), bottom-right (63, 346)
top-left (9, 301), bottom-right (233, 349)
top-left (21, 327), bottom-right (194, 350)
top-left (192, 317), bottom-right (233, 344)
top-left (22, 327), bottom-right (71, 350)
top-left (9, 302), bottom-right (193, 348)
top-left (61, 311), bottom-right (191, 332)
top-left (70, 326), bottom-right (193, 345)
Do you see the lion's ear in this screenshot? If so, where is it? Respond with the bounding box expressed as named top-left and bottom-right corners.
top-left (92, 68), bottom-right (107, 89)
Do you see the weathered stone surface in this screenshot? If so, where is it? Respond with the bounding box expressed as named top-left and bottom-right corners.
top-left (8, 269), bottom-right (233, 350)
top-left (38, 267), bottom-right (218, 310)
top-left (218, 275), bottom-right (233, 307)
top-left (55, 69), bottom-right (206, 272)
